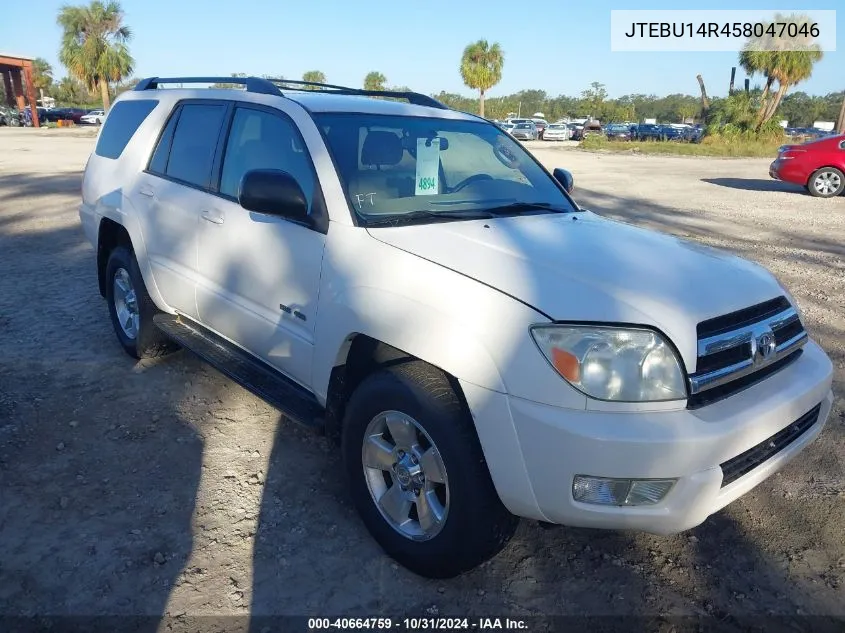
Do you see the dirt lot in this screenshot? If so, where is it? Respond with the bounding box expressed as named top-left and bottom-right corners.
top-left (1, 128), bottom-right (843, 628)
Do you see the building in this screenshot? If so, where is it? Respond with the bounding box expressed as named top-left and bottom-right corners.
top-left (1, 53), bottom-right (40, 127)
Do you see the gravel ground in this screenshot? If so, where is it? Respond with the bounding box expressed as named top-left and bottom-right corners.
top-left (0, 129), bottom-right (843, 629)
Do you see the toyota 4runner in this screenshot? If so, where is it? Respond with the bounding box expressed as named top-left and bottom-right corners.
top-left (79, 76), bottom-right (834, 578)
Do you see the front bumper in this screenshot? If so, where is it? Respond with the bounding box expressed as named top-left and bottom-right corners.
top-left (461, 340), bottom-right (833, 534)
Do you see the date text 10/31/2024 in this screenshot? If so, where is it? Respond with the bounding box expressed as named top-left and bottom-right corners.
top-left (308, 618), bottom-right (529, 630)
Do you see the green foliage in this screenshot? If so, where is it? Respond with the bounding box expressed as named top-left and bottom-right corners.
top-left (210, 72), bottom-right (247, 89)
top-left (459, 40), bottom-right (504, 116)
top-left (31, 58), bottom-right (54, 94)
top-left (738, 13), bottom-right (824, 129)
top-left (302, 70), bottom-right (326, 89)
top-left (364, 71), bottom-right (386, 91)
top-left (57, 0), bottom-right (134, 111)
top-left (778, 91), bottom-right (843, 127)
top-left (433, 87), bottom-right (702, 124)
top-left (581, 134), bottom-right (783, 158)
top-left (53, 76), bottom-right (92, 104)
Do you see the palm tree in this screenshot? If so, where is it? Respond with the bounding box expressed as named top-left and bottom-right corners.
top-left (739, 15), bottom-right (823, 129)
top-left (459, 40), bottom-right (504, 117)
top-left (364, 71), bottom-right (386, 91)
top-left (57, 0), bottom-right (134, 111)
top-left (764, 50), bottom-right (822, 124)
top-left (302, 70), bottom-right (326, 89)
top-left (31, 58), bottom-right (54, 95)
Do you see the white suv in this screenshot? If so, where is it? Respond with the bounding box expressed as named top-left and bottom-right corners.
top-left (79, 76), bottom-right (834, 578)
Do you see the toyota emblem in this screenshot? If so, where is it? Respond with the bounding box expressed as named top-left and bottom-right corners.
top-left (754, 330), bottom-right (777, 364)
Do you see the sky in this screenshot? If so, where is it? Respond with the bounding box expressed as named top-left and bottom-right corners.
top-left (1, 0), bottom-right (842, 99)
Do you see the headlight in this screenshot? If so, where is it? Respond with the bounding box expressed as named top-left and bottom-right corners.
top-left (530, 325), bottom-right (687, 402)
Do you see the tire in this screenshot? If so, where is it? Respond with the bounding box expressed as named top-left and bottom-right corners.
top-left (807, 167), bottom-right (844, 198)
top-left (105, 246), bottom-right (177, 359)
top-left (341, 361), bottom-right (518, 578)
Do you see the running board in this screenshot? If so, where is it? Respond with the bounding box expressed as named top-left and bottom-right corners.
top-left (153, 314), bottom-right (325, 431)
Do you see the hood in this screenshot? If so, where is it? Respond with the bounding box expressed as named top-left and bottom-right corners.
top-left (367, 211), bottom-right (785, 370)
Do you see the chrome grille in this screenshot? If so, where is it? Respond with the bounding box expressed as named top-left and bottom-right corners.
top-left (688, 297), bottom-right (807, 407)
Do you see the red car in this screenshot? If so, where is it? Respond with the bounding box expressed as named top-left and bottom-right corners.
top-left (769, 134), bottom-right (845, 198)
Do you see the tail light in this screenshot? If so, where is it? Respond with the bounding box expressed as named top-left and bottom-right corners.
top-left (780, 149), bottom-right (805, 160)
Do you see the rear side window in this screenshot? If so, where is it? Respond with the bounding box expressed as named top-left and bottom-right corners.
top-left (163, 103), bottom-right (227, 188)
top-left (148, 108), bottom-right (180, 175)
top-left (94, 100), bottom-right (158, 159)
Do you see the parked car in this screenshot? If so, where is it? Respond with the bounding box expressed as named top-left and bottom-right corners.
top-left (532, 119), bottom-right (548, 139)
top-left (605, 123), bottom-right (633, 141)
top-left (567, 122), bottom-right (584, 140)
top-left (542, 123), bottom-right (570, 141)
top-left (81, 109), bottom-right (106, 125)
top-left (770, 134), bottom-right (845, 198)
top-left (0, 107), bottom-right (22, 126)
top-left (581, 120), bottom-right (603, 139)
top-left (79, 75), bottom-right (834, 579)
top-left (660, 125), bottom-right (689, 142)
top-left (635, 123), bottom-right (663, 141)
top-left (40, 108), bottom-right (64, 123)
top-left (510, 121), bottom-right (538, 140)
top-left (689, 124), bottom-right (705, 143)
top-left (43, 107), bottom-right (87, 123)
top-left (499, 122), bottom-right (515, 135)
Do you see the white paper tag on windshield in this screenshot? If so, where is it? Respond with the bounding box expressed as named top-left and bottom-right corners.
top-left (415, 137), bottom-right (440, 196)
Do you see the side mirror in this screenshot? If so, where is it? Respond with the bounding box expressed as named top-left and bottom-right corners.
top-left (239, 169), bottom-right (309, 222)
top-left (553, 168), bottom-right (574, 194)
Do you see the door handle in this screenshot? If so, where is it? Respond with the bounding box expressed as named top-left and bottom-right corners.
top-left (201, 209), bottom-right (225, 225)
top-left (138, 186), bottom-right (155, 197)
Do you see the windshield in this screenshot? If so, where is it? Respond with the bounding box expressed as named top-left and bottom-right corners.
top-left (314, 113), bottom-right (576, 223)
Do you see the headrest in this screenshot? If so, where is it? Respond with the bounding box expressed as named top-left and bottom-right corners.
top-left (361, 131), bottom-right (403, 166)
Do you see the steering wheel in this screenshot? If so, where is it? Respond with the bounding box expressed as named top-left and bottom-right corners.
top-left (450, 173), bottom-right (493, 193)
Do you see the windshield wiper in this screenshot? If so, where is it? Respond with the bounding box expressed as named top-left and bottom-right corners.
top-left (483, 201), bottom-right (570, 215)
top-left (365, 209), bottom-right (496, 227)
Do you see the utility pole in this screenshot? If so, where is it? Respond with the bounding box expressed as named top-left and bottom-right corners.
top-left (837, 91), bottom-right (845, 133)
top-left (729, 67), bottom-right (736, 94)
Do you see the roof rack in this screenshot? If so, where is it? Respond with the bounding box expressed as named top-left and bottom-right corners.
top-left (134, 76), bottom-right (281, 96)
top-left (134, 75), bottom-right (450, 110)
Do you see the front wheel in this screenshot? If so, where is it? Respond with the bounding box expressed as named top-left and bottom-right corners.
top-left (342, 361), bottom-right (518, 578)
top-left (807, 167), bottom-right (844, 198)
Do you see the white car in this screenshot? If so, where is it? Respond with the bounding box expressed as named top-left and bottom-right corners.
top-left (543, 123), bottom-right (571, 141)
top-left (78, 75), bottom-right (834, 579)
top-left (498, 121), bottom-right (515, 135)
top-left (81, 109), bottom-right (105, 125)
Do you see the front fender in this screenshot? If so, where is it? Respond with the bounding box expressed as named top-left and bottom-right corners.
top-left (312, 285), bottom-right (507, 400)
top-left (310, 225), bottom-right (588, 411)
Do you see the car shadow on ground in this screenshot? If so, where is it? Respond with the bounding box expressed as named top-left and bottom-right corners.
top-left (0, 202), bottom-right (203, 632)
top-left (701, 178), bottom-right (805, 194)
top-left (2, 169), bottom-right (844, 631)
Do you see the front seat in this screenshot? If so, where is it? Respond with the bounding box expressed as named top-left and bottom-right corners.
top-left (348, 131), bottom-right (410, 208)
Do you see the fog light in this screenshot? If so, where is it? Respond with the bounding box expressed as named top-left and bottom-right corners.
top-left (572, 476), bottom-right (676, 506)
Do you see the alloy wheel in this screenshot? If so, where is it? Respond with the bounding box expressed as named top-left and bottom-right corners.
top-left (362, 410), bottom-right (449, 541)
